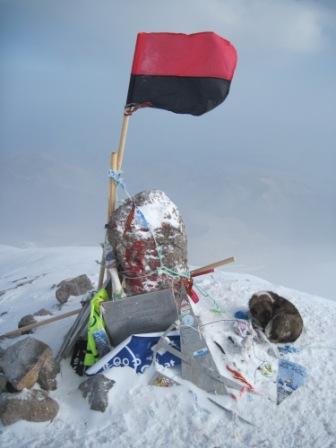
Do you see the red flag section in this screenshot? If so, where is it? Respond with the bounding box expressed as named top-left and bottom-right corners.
top-left (126, 32), bottom-right (237, 116)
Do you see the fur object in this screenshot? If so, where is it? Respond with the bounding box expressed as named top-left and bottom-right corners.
top-left (249, 291), bottom-right (303, 343)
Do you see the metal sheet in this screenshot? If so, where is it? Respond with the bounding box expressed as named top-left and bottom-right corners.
top-left (175, 285), bottom-right (235, 395)
top-left (102, 288), bottom-right (178, 345)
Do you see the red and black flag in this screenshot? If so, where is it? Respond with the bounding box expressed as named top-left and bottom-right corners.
top-left (126, 32), bottom-right (237, 116)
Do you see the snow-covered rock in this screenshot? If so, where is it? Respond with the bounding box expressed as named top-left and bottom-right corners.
top-left (107, 190), bottom-right (188, 295)
top-left (0, 389), bottom-right (59, 426)
top-left (55, 274), bottom-right (93, 304)
top-left (0, 337), bottom-right (53, 391)
top-left (78, 374), bottom-right (115, 412)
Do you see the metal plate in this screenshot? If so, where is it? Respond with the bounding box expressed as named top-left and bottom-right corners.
top-left (102, 288), bottom-right (178, 345)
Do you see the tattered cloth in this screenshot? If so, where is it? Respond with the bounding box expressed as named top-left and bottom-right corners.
top-left (107, 190), bottom-right (188, 295)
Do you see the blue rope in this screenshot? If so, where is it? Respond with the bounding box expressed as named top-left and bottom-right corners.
top-left (108, 169), bottom-right (124, 188)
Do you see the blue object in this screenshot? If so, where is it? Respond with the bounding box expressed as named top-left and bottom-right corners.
top-left (277, 359), bottom-right (307, 404)
top-left (193, 347), bottom-right (209, 358)
top-left (278, 345), bottom-right (300, 354)
top-left (86, 331), bottom-right (181, 375)
top-left (234, 310), bottom-right (249, 320)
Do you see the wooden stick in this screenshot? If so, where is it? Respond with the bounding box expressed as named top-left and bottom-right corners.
top-left (0, 256), bottom-right (236, 339)
top-left (97, 152), bottom-right (119, 289)
top-left (191, 268), bottom-right (214, 278)
top-left (0, 308), bottom-right (82, 340)
top-left (117, 114), bottom-right (130, 170)
top-left (190, 256), bottom-right (235, 277)
top-left (98, 113), bottom-right (130, 289)
top-left (108, 152), bottom-right (119, 217)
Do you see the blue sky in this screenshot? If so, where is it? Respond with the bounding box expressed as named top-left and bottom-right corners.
top-left (1, 0), bottom-right (335, 297)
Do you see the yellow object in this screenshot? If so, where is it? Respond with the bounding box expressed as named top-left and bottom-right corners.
top-left (84, 288), bottom-right (109, 367)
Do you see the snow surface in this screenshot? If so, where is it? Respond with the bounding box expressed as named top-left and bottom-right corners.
top-left (0, 245), bottom-right (336, 447)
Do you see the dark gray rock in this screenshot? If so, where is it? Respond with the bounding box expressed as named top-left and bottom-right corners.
top-left (55, 274), bottom-right (93, 304)
top-left (34, 308), bottom-right (53, 316)
top-left (18, 314), bottom-right (37, 334)
top-left (38, 357), bottom-right (60, 391)
top-left (79, 374), bottom-right (115, 412)
top-left (0, 389), bottom-right (59, 425)
top-left (107, 190), bottom-right (188, 295)
top-left (0, 337), bottom-right (53, 391)
top-left (0, 374), bottom-right (6, 393)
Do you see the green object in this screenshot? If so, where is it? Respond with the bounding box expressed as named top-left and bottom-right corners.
top-left (84, 288), bottom-right (109, 367)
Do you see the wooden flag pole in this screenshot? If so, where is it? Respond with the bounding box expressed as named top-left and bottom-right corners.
top-left (98, 113), bottom-right (130, 289)
top-left (108, 152), bottom-right (119, 223)
top-left (117, 114), bottom-right (130, 170)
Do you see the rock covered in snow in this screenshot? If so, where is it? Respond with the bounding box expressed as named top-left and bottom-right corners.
top-left (0, 389), bottom-right (59, 426)
top-left (18, 314), bottom-right (37, 333)
top-left (0, 337), bottom-right (53, 391)
top-left (107, 190), bottom-right (188, 295)
top-left (38, 357), bottom-right (60, 391)
top-left (34, 308), bottom-right (53, 316)
top-left (79, 374), bottom-right (115, 412)
top-left (55, 274), bottom-right (93, 303)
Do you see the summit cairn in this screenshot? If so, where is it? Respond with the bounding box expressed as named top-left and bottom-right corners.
top-left (107, 190), bottom-right (188, 295)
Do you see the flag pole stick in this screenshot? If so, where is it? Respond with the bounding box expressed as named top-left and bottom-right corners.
top-left (98, 113), bottom-right (130, 289)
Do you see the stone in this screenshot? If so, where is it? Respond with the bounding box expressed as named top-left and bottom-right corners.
top-left (0, 374), bottom-right (6, 393)
top-left (18, 314), bottom-right (37, 334)
top-left (79, 374), bottom-right (115, 412)
top-left (38, 357), bottom-right (60, 391)
top-left (34, 308), bottom-right (53, 316)
top-left (55, 274), bottom-right (93, 304)
top-left (107, 190), bottom-right (188, 295)
top-left (0, 337), bottom-right (53, 391)
top-left (0, 389), bottom-right (59, 426)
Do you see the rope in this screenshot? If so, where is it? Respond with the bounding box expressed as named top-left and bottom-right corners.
top-left (194, 283), bottom-right (222, 313)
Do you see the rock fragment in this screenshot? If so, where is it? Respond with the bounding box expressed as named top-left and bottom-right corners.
top-left (34, 308), bottom-right (53, 316)
top-left (79, 374), bottom-right (115, 412)
top-left (38, 357), bottom-right (60, 391)
top-left (18, 314), bottom-right (37, 334)
top-left (0, 373), bottom-right (6, 393)
top-left (0, 337), bottom-right (53, 391)
top-left (55, 274), bottom-right (93, 304)
top-left (0, 389), bottom-right (59, 426)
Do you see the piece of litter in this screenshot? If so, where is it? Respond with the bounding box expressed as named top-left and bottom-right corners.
top-left (278, 345), bottom-right (300, 354)
top-left (277, 359), bottom-right (307, 404)
top-left (234, 310), bottom-right (249, 320)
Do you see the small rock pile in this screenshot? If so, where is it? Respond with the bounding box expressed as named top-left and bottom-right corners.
top-left (0, 337), bottom-right (59, 425)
